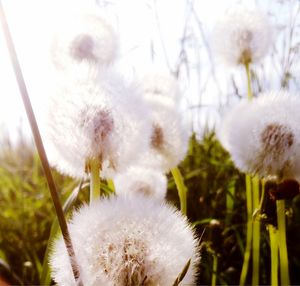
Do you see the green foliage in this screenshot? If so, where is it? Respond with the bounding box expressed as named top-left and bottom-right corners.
top-left (167, 132), bottom-right (246, 285)
top-left (167, 132), bottom-right (300, 285)
top-left (0, 138), bottom-right (87, 285)
top-left (1, 132), bottom-right (300, 285)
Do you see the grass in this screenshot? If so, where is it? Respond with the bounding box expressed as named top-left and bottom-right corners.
top-left (0, 132), bottom-right (300, 285)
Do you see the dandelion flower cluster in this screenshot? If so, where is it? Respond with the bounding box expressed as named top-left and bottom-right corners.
top-left (213, 6), bottom-right (272, 66)
top-left (219, 92), bottom-right (300, 178)
top-left (139, 73), bottom-right (189, 172)
top-left (50, 195), bottom-right (199, 286)
top-left (114, 166), bottom-right (167, 201)
top-left (44, 70), bottom-right (151, 179)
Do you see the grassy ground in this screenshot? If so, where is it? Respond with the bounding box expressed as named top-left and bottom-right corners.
top-left (0, 132), bottom-right (300, 285)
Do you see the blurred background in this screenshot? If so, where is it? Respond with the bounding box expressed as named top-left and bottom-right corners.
top-left (1, 0), bottom-right (300, 285)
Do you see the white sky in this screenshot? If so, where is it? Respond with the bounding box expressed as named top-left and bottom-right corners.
top-left (0, 0), bottom-right (297, 142)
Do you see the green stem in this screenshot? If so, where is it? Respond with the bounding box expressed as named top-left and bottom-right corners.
top-left (269, 225), bottom-right (279, 286)
top-left (240, 174), bottom-right (252, 286)
top-left (245, 62), bottom-right (253, 100)
top-left (171, 167), bottom-right (188, 215)
top-left (258, 179), bottom-right (265, 211)
top-left (212, 254), bottom-right (218, 286)
top-left (89, 158), bottom-right (101, 203)
top-left (252, 176), bottom-right (260, 286)
top-left (276, 200), bottom-right (290, 286)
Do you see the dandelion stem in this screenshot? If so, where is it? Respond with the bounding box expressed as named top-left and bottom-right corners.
top-left (252, 176), bottom-right (260, 286)
top-left (171, 167), bottom-right (187, 215)
top-left (89, 158), bottom-right (101, 202)
top-left (0, 4), bottom-right (83, 285)
top-left (211, 254), bottom-right (218, 286)
top-left (245, 62), bottom-right (252, 100)
top-left (269, 225), bottom-right (279, 286)
top-left (240, 174), bottom-right (252, 286)
top-left (276, 200), bottom-right (290, 286)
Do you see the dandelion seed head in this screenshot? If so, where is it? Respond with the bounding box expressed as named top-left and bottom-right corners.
top-left (51, 12), bottom-right (118, 75)
top-left (43, 69), bottom-right (151, 179)
top-left (114, 166), bottom-right (167, 201)
top-left (50, 196), bottom-right (199, 286)
top-left (151, 123), bottom-right (164, 150)
top-left (219, 92), bottom-right (300, 178)
top-left (212, 6), bottom-right (272, 66)
top-left (142, 103), bottom-right (189, 172)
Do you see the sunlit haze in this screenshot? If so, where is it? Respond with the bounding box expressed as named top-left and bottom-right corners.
top-left (0, 0), bottom-right (291, 141)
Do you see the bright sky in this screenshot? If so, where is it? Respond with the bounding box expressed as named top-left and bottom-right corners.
top-left (0, 0), bottom-right (296, 142)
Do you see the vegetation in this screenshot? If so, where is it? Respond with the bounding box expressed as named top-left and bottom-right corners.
top-left (0, 132), bottom-right (299, 285)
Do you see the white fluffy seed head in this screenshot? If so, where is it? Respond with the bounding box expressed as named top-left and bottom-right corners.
top-left (212, 6), bottom-right (272, 66)
top-left (219, 92), bottom-right (300, 178)
top-left (51, 12), bottom-right (118, 76)
top-left (142, 101), bottom-right (189, 172)
top-left (114, 166), bottom-right (167, 201)
top-left (136, 78), bottom-right (188, 172)
top-left (43, 69), bottom-right (152, 179)
top-left (140, 73), bottom-right (181, 107)
top-left (50, 196), bottom-right (199, 286)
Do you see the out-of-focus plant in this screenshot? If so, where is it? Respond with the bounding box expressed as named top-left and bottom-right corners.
top-left (0, 136), bottom-right (87, 285)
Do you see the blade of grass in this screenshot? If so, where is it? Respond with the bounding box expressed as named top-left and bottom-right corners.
top-left (107, 179), bottom-right (115, 193)
top-left (192, 218), bottom-right (214, 227)
top-left (0, 3), bottom-right (82, 284)
top-left (226, 180), bottom-right (235, 224)
top-left (171, 167), bottom-right (188, 215)
top-left (172, 259), bottom-right (191, 286)
top-left (0, 258), bottom-right (23, 286)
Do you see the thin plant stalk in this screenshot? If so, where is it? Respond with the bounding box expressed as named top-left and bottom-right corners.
top-left (252, 176), bottom-right (260, 286)
top-left (0, 3), bottom-right (82, 285)
top-left (276, 200), bottom-right (290, 286)
top-left (245, 62), bottom-right (252, 101)
top-left (211, 254), bottom-right (218, 286)
top-left (240, 63), bottom-right (255, 285)
top-left (240, 174), bottom-right (252, 286)
top-left (89, 158), bottom-right (101, 202)
top-left (269, 225), bottom-right (279, 286)
top-left (244, 62), bottom-right (262, 285)
top-left (171, 167), bottom-right (188, 215)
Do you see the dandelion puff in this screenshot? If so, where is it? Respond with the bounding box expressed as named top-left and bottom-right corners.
top-left (212, 6), bottom-right (272, 66)
top-left (135, 76), bottom-right (188, 172)
top-left (43, 69), bottom-right (151, 179)
top-left (114, 166), bottom-right (167, 201)
top-left (50, 195), bottom-right (199, 286)
top-left (140, 73), bottom-right (181, 107)
top-left (142, 101), bottom-right (189, 172)
top-left (51, 12), bottom-right (118, 75)
top-left (219, 92), bottom-right (300, 178)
